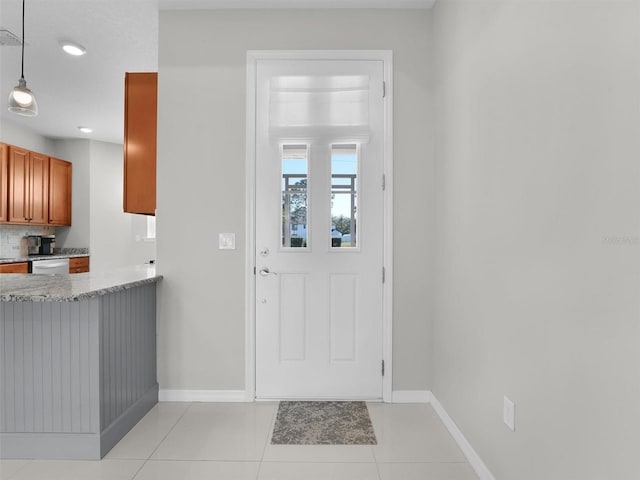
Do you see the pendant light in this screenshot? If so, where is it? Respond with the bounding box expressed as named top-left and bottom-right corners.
top-left (8, 0), bottom-right (38, 116)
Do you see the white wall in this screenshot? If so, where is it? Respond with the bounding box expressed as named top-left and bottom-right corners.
top-left (89, 140), bottom-right (155, 272)
top-left (0, 118), bottom-right (55, 154)
top-left (432, 1), bottom-right (640, 478)
top-left (157, 9), bottom-right (434, 391)
top-left (53, 139), bottom-right (91, 249)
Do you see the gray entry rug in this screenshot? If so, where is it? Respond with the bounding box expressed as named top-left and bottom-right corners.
top-left (270, 401), bottom-right (377, 445)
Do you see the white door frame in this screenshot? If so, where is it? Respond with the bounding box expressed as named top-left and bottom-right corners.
top-left (245, 50), bottom-right (394, 402)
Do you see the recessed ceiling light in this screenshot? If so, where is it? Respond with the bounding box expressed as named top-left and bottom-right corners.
top-left (78, 126), bottom-right (92, 133)
top-left (61, 41), bottom-right (86, 56)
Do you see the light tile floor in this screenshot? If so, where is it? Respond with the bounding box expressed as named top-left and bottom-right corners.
top-left (0, 402), bottom-right (479, 480)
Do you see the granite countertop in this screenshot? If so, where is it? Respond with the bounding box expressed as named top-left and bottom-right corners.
top-left (0, 248), bottom-right (90, 264)
top-left (0, 265), bottom-right (161, 302)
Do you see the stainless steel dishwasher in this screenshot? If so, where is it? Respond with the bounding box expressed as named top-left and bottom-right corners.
top-left (31, 258), bottom-right (70, 275)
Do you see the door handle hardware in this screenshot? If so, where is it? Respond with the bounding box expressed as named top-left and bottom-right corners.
top-left (259, 268), bottom-right (278, 277)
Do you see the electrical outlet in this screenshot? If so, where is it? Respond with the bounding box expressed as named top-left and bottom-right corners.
top-left (503, 396), bottom-right (515, 431)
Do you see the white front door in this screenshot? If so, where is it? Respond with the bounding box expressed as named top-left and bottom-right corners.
top-left (255, 59), bottom-right (385, 399)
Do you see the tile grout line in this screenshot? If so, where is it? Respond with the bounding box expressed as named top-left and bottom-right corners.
top-left (373, 459), bottom-right (384, 480)
top-left (369, 402), bottom-right (384, 480)
top-left (4, 460), bottom-right (33, 480)
top-left (130, 402), bottom-right (194, 478)
top-left (256, 401), bottom-right (281, 479)
top-left (129, 459), bottom-right (149, 480)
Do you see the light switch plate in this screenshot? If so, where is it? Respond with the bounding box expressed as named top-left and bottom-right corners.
top-left (219, 233), bottom-right (236, 250)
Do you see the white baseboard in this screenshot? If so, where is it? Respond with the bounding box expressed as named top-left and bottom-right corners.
top-left (391, 390), bottom-right (431, 403)
top-left (158, 389), bottom-right (251, 402)
top-left (430, 393), bottom-right (496, 480)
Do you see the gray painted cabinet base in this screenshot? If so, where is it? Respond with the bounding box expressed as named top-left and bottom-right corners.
top-left (1, 283), bottom-right (158, 459)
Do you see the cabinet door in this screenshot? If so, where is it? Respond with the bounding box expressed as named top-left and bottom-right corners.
top-left (0, 262), bottom-right (29, 274)
top-left (49, 158), bottom-right (72, 226)
top-left (29, 152), bottom-right (49, 224)
top-left (8, 146), bottom-right (30, 223)
top-left (0, 143), bottom-right (7, 222)
top-left (123, 72), bottom-right (157, 215)
top-left (69, 256), bottom-right (90, 274)
top-left (7, 147), bottom-right (49, 224)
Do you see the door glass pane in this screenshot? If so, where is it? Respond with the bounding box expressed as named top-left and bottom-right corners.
top-left (331, 144), bottom-right (358, 249)
top-left (282, 144), bottom-right (309, 249)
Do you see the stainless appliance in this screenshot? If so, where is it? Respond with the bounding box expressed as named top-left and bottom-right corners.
top-left (26, 235), bottom-right (41, 255)
top-left (39, 235), bottom-right (56, 255)
top-left (31, 258), bottom-right (69, 275)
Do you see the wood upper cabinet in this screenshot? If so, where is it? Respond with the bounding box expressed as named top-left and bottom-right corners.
top-left (7, 146), bottom-right (29, 223)
top-left (49, 157), bottom-right (72, 226)
top-left (0, 143), bottom-right (7, 222)
top-left (30, 153), bottom-right (49, 224)
top-left (8, 146), bottom-right (49, 224)
top-left (123, 72), bottom-right (157, 215)
top-left (0, 145), bottom-right (72, 226)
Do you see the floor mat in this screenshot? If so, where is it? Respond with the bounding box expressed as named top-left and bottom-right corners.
top-left (270, 401), bottom-right (377, 445)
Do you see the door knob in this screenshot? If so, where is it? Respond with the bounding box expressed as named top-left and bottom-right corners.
top-left (259, 267), bottom-right (277, 277)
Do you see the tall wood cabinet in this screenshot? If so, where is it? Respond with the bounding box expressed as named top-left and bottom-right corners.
top-left (49, 157), bottom-right (72, 226)
top-left (8, 146), bottom-right (49, 224)
top-left (123, 72), bottom-right (157, 215)
top-left (0, 143), bottom-right (7, 222)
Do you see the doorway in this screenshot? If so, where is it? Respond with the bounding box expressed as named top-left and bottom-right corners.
top-left (246, 51), bottom-right (393, 401)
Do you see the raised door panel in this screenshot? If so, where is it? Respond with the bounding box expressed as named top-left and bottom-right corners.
top-left (123, 72), bottom-right (157, 215)
top-left (8, 146), bottom-right (30, 223)
top-left (49, 158), bottom-right (72, 226)
top-left (0, 143), bottom-right (7, 222)
top-left (29, 152), bottom-right (49, 224)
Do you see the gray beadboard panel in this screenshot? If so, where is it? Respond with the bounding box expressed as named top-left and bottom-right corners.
top-left (13, 304), bottom-right (25, 432)
top-left (60, 302), bottom-right (71, 432)
top-left (99, 283), bottom-right (156, 432)
top-left (1, 304), bottom-right (14, 431)
top-left (0, 304), bottom-right (12, 431)
top-left (89, 298), bottom-right (102, 434)
top-left (51, 303), bottom-right (63, 432)
top-left (1, 281), bottom-right (157, 459)
top-left (100, 384), bottom-right (158, 458)
top-left (0, 384), bottom-right (157, 460)
top-left (0, 300), bottom-right (100, 434)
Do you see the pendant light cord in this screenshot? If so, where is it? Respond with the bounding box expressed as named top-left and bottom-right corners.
top-left (20, 0), bottom-right (25, 80)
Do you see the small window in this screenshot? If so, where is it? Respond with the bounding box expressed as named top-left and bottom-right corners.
top-left (331, 144), bottom-right (358, 249)
top-left (282, 144), bottom-right (309, 249)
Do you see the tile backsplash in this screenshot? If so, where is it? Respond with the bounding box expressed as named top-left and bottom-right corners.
top-left (0, 225), bottom-right (55, 258)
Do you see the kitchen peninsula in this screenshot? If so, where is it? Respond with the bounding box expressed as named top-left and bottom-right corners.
top-left (0, 265), bottom-right (161, 459)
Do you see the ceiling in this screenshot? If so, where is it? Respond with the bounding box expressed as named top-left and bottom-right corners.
top-left (0, 0), bottom-right (436, 145)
